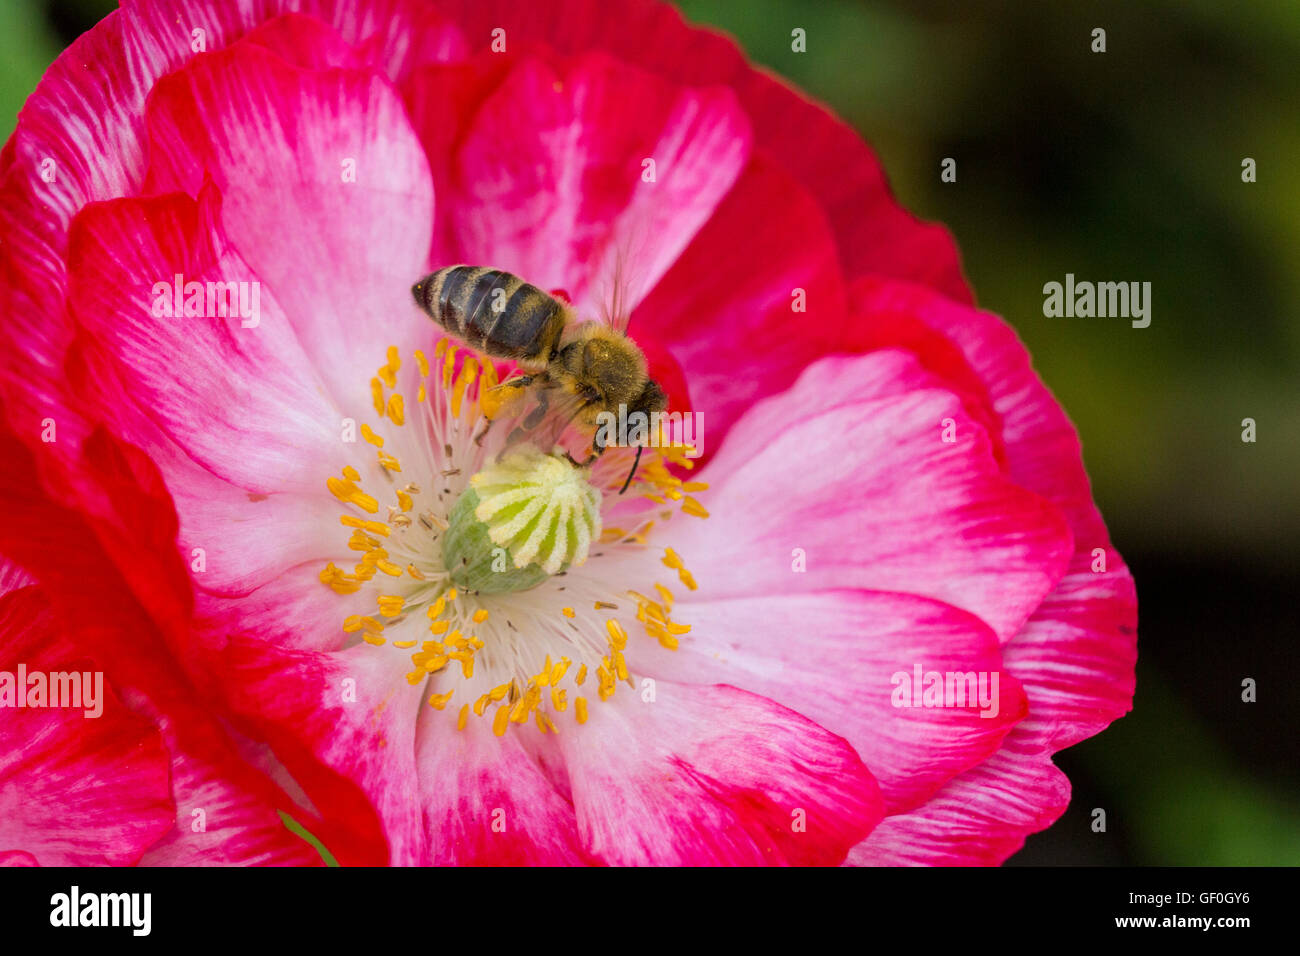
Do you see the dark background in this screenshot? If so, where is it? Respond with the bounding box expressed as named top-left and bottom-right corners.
top-left (4, 0), bottom-right (1296, 864)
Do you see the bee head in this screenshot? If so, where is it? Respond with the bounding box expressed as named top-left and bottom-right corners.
top-left (557, 329), bottom-right (648, 409)
top-left (630, 379), bottom-right (667, 416)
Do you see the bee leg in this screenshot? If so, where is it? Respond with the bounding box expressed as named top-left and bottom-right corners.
top-left (563, 440), bottom-right (604, 470)
top-left (618, 444), bottom-right (644, 495)
top-left (521, 381), bottom-right (552, 431)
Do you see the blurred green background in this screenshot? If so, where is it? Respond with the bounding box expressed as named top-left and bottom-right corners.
top-left (4, 0), bottom-right (1296, 865)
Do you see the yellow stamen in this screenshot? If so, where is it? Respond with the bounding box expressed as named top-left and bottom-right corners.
top-left (682, 496), bottom-right (710, 518)
top-left (386, 393), bottom-right (405, 426)
top-left (428, 689), bottom-right (454, 710)
top-left (327, 476), bottom-right (379, 514)
top-left (348, 530), bottom-right (379, 552)
top-left (442, 345), bottom-right (458, 388)
top-left (319, 562), bottom-right (361, 594)
top-left (339, 516), bottom-right (390, 536)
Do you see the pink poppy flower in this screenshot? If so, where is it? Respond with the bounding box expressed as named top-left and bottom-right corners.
top-left (0, 0), bottom-right (1136, 865)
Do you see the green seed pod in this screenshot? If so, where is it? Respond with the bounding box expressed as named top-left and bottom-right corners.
top-left (441, 447), bottom-right (602, 594)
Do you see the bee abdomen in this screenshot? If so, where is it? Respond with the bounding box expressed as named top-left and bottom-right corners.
top-left (413, 265), bottom-right (565, 363)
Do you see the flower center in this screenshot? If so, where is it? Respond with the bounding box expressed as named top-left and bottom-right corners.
top-left (442, 446), bottom-right (602, 594)
top-left (316, 340), bottom-right (709, 735)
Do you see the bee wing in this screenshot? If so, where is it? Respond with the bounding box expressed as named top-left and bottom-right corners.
top-left (593, 238), bottom-right (652, 336)
top-left (499, 380), bottom-right (596, 455)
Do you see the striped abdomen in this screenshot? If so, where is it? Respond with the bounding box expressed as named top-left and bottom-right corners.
top-left (411, 266), bottom-right (567, 365)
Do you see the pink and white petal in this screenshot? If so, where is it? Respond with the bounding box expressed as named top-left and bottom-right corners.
top-left (237, 6), bottom-right (466, 77)
top-left (124, 1), bottom-right (468, 82)
top-left (840, 294), bottom-right (1009, 467)
top-left (673, 350), bottom-right (1073, 643)
top-left (213, 637), bottom-right (424, 864)
top-left (136, 713), bottom-right (323, 866)
top-left (554, 682), bottom-right (883, 865)
top-left (837, 279), bottom-right (1136, 864)
top-left (66, 186), bottom-right (342, 496)
top-left (193, 572), bottom-right (376, 688)
top-left (624, 590), bottom-right (1027, 813)
top-left (65, 186), bottom-right (354, 619)
top-left (0, 14), bottom-right (165, 434)
top-left (167, 477), bottom-right (351, 604)
top-left (0, 418), bottom-right (194, 669)
top-left (430, 0), bottom-right (970, 302)
top-left (0, 586), bottom-right (175, 866)
top-left (0, 0), bottom-right (465, 431)
top-left (443, 52), bottom-right (751, 311)
top-left (0, 557), bottom-right (33, 593)
top-left (630, 150), bottom-right (847, 444)
top-left (848, 734), bottom-right (1072, 866)
top-left (123, 667), bottom-right (350, 867)
top-left (345, 3), bottom-right (468, 81)
top-left (140, 39), bottom-right (435, 418)
top-left (0, 3), bottom-right (274, 429)
top-left (399, 56), bottom-right (508, 262)
top-left (850, 278), bottom-right (1137, 748)
top-left (0, 459), bottom-right (349, 868)
top-left (241, 11), bottom-right (372, 71)
top-left (1, 412), bottom-right (385, 868)
top-left (415, 715), bottom-right (589, 865)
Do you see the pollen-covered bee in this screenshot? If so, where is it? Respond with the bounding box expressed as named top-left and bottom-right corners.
top-left (411, 265), bottom-right (667, 492)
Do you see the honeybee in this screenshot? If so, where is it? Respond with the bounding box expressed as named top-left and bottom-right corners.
top-left (411, 265), bottom-right (667, 492)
